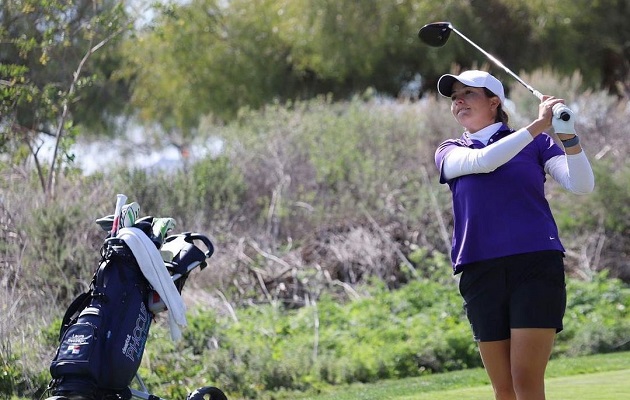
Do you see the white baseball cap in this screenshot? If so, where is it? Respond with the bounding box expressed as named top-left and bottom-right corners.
top-left (437, 70), bottom-right (505, 104)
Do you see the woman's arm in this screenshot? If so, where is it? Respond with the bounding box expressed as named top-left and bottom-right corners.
top-left (441, 128), bottom-right (533, 180)
top-left (545, 153), bottom-right (595, 194)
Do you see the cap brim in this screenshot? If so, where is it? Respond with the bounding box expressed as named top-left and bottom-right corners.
top-left (437, 75), bottom-right (458, 98)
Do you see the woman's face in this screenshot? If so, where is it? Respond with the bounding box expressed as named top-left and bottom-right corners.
top-left (450, 82), bottom-right (500, 133)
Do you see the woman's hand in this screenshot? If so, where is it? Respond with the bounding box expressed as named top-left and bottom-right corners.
top-left (538, 96), bottom-right (566, 127)
top-left (526, 95), bottom-right (566, 138)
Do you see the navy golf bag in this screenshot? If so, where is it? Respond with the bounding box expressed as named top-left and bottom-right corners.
top-left (47, 210), bottom-right (227, 400)
top-left (49, 237), bottom-right (152, 400)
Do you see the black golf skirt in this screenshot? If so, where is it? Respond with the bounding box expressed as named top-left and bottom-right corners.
top-left (458, 250), bottom-right (566, 342)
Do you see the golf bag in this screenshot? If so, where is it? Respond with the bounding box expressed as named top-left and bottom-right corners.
top-left (46, 198), bottom-right (226, 400)
top-left (49, 236), bottom-right (152, 400)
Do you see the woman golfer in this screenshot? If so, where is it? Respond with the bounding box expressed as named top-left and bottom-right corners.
top-left (434, 70), bottom-right (594, 400)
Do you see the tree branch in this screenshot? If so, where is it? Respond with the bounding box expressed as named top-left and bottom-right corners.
top-left (46, 27), bottom-right (125, 197)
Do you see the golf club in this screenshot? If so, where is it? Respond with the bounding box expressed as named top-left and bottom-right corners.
top-left (419, 21), bottom-right (570, 121)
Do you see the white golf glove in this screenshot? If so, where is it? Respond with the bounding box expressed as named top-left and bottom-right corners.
top-left (552, 104), bottom-right (576, 135)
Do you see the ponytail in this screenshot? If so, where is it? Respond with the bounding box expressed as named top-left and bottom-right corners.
top-left (483, 88), bottom-right (509, 126)
top-left (496, 105), bottom-right (509, 125)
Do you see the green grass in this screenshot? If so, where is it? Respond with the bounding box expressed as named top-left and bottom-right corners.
top-left (401, 370), bottom-right (629, 400)
top-left (293, 352), bottom-right (630, 400)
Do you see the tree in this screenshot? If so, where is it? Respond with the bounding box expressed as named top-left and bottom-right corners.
top-left (0, 0), bottom-right (131, 197)
top-left (121, 0), bottom-right (295, 133)
top-left (120, 0), bottom-right (438, 132)
top-left (552, 0), bottom-right (629, 94)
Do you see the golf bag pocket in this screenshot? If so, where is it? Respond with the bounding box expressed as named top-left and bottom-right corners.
top-left (49, 307), bottom-right (103, 396)
top-left (51, 317), bottom-right (100, 377)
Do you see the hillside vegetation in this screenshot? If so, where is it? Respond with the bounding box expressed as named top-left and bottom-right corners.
top-left (1, 71), bottom-right (629, 399)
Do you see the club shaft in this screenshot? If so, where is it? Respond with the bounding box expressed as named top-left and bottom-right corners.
top-left (449, 25), bottom-right (543, 100)
top-left (111, 193), bottom-right (127, 237)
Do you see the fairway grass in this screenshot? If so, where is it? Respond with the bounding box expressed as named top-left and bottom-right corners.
top-left (404, 369), bottom-right (630, 400)
top-left (296, 351), bottom-right (630, 400)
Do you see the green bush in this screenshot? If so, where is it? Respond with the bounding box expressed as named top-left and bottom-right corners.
top-left (112, 154), bottom-right (247, 232)
top-left (590, 164), bottom-right (630, 235)
top-left (0, 351), bottom-right (49, 399)
top-left (214, 95), bottom-right (446, 237)
top-left (0, 354), bottom-right (26, 397)
top-left (23, 204), bottom-right (97, 299)
top-left (126, 273), bottom-right (630, 400)
top-left (136, 280), bottom-right (476, 398)
top-left (552, 162), bottom-right (630, 237)
top-left (557, 272), bottom-right (630, 356)
top-left (3, 71), bottom-right (630, 399)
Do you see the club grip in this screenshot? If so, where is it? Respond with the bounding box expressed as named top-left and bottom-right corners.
top-left (553, 104), bottom-right (572, 122)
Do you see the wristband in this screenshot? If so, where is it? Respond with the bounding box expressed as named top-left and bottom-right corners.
top-left (561, 135), bottom-right (580, 148)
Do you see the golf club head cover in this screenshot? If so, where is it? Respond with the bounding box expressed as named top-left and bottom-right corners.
top-left (552, 104), bottom-right (576, 135)
top-left (151, 217), bottom-right (176, 245)
top-left (120, 202), bottom-right (140, 228)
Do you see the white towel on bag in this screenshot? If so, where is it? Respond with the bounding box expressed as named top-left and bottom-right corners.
top-left (117, 227), bottom-right (187, 341)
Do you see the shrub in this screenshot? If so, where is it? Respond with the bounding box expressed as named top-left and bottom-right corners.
top-left (556, 272), bottom-right (630, 356)
top-left (3, 69), bottom-right (630, 399)
top-left (128, 272), bottom-right (630, 399)
top-left (112, 154), bottom-right (247, 232)
top-left (135, 279), bottom-right (476, 398)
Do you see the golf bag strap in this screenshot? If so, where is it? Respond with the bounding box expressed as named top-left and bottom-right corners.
top-left (58, 291), bottom-right (92, 341)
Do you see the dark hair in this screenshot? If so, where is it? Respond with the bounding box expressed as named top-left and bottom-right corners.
top-left (483, 88), bottom-right (509, 125)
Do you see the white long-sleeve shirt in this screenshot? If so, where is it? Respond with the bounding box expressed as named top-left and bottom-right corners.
top-left (441, 122), bottom-right (595, 194)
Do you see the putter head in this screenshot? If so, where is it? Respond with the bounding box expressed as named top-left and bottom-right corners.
top-left (418, 22), bottom-right (453, 47)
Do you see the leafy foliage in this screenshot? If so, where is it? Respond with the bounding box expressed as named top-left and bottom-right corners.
top-left (0, 3), bottom-right (628, 400)
top-left (111, 155), bottom-right (247, 230)
top-left (0, 0), bottom-right (132, 194)
top-left (130, 273), bottom-right (629, 399)
top-left (119, 0), bottom-right (630, 133)
top-left (136, 279), bottom-right (475, 398)
top-left (561, 272), bottom-right (630, 354)
top-left (0, 353), bottom-right (43, 398)
top-left (1, 67), bottom-right (629, 399)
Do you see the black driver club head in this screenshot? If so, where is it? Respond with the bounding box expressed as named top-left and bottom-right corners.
top-left (418, 22), bottom-right (452, 47)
